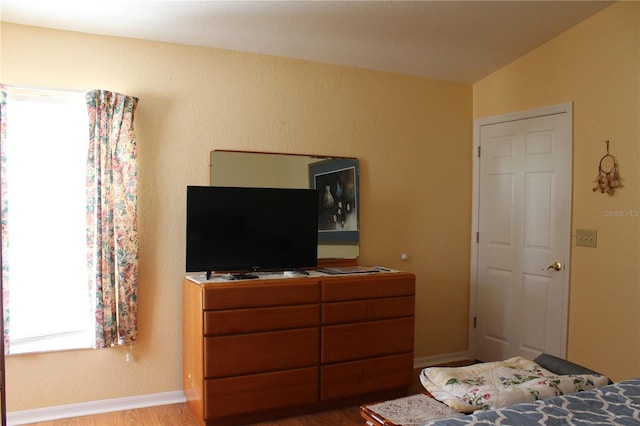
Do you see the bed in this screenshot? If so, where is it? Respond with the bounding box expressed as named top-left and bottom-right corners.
top-left (423, 378), bottom-right (640, 425)
top-left (361, 354), bottom-right (635, 426)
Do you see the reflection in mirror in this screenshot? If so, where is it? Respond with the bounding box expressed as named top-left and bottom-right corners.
top-left (210, 150), bottom-right (359, 259)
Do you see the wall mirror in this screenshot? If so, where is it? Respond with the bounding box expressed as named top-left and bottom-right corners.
top-left (209, 150), bottom-right (359, 259)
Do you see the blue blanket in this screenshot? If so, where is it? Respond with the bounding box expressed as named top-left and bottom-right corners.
top-left (425, 378), bottom-right (640, 425)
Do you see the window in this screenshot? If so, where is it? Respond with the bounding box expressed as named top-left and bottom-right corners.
top-left (4, 88), bottom-right (93, 354)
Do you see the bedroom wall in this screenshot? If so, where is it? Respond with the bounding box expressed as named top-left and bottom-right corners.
top-left (473, 1), bottom-right (640, 382)
top-left (0, 23), bottom-right (472, 411)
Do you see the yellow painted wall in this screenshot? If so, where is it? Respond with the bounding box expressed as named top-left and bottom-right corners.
top-left (473, 2), bottom-right (640, 381)
top-left (0, 23), bottom-right (472, 410)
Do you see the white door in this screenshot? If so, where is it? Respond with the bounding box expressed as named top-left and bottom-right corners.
top-left (472, 104), bottom-right (572, 362)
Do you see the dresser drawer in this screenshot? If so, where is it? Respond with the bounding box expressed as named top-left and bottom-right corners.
top-left (205, 328), bottom-right (319, 378)
top-left (321, 317), bottom-right (414, 363)
top-left (322, 296), bottom-right (414, 325)
top-left (205, 367), bottom-right (318, 420)
top-left (205, 304), bottom-right (319, 335)
top-left (203, 280), bottom-right (319, 310)
top-left (321, 273), bottom-right (415, 302)
top-left (321, 353), bottom-right (414, 400)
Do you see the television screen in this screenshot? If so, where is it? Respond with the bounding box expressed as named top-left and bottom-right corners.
top-left (186, 186), bottom-right (319, 274)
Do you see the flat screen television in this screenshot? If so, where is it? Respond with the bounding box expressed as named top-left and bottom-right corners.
top-left (186, 186), bottom-right (319, 276)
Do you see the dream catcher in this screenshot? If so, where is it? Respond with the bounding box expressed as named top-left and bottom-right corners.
top-left (593, 140), bottom-right (621, 195)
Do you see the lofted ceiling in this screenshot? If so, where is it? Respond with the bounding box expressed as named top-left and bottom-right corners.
top-left (0, 0), bottom-right (613, 83)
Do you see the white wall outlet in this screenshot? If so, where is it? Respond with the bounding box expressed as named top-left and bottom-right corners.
top-left (576, 229), bottom-right (597, 247)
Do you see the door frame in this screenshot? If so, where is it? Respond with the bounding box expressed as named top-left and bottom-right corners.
top-left (468, 102), bottom-right (573, 359)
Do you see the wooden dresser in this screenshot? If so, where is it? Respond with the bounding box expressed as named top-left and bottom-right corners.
top-left (182, 270), bottom-right (415, 425)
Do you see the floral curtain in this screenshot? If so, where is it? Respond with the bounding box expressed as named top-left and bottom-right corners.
top-left (86, 90), bottom-right (139, 348)
top-left (0, 85), bottom-right (9, 354)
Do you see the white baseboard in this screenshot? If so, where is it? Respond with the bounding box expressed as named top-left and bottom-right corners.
top-left (413, 350), bottom-right (473, 369)
top-left (7, 390), bottom-right (186, 426)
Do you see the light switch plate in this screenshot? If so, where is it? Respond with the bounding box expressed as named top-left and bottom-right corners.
top-left (576, 229), bottom-right (597, 247)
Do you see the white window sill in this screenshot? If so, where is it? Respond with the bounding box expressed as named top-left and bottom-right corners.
top-left (8, 330), bottom-right (93, 355)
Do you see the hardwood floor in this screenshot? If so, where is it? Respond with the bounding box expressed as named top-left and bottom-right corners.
top-left (23, 402), bottom-right (366, 426)
top-left (24, 402), bottom-right (364, 426)
top-left (24, 403), bottom-right (200, 426)
top-left (25, 362), bottom-right (474, 426)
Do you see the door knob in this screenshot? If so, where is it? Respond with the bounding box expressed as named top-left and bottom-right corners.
top-left (543, 261), bottom-right (563, 271)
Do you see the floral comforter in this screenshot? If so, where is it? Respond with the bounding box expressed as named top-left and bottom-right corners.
top-left (419, 357), bottom-right (610, 413)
